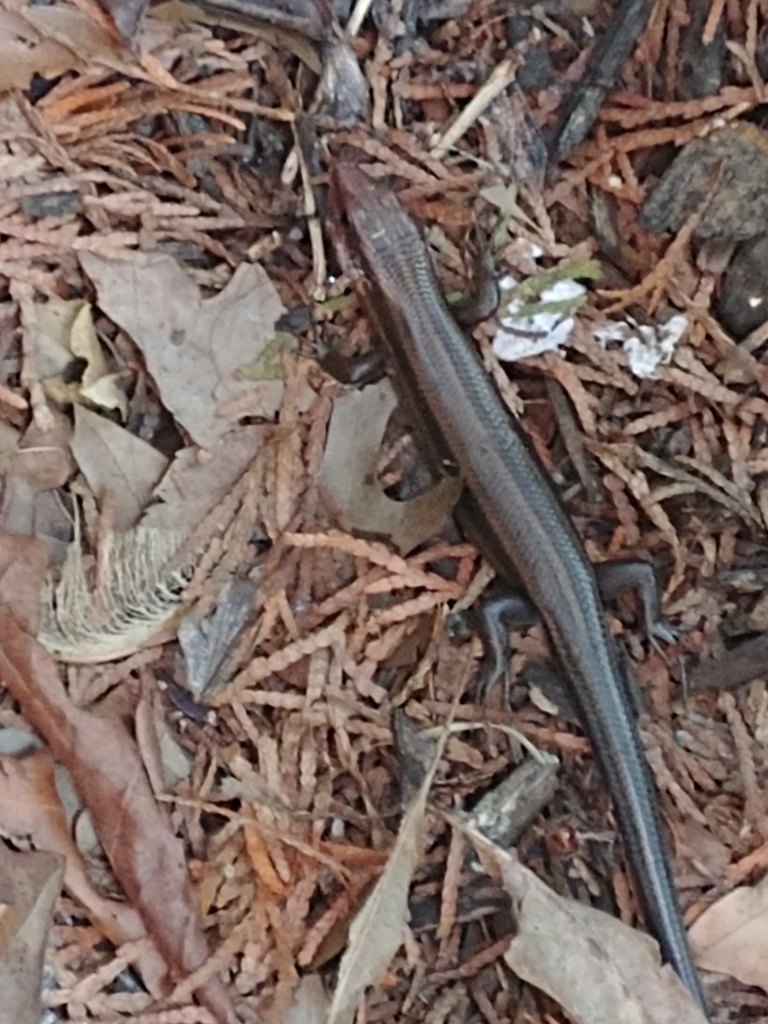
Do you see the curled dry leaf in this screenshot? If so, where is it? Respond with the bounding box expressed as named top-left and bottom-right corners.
top-left (80, 251), bottom-right (288, 449)
top-left (464, 827), bottom-right (708, 1024)
top-left (320, 380), bottom-right (461, 554)
top-left (0, 533), bottom-right (239, 1024)
top-left (36, 297), bottom-right (128, 419)
top-left (0, 844), bottom-right (63, 1024)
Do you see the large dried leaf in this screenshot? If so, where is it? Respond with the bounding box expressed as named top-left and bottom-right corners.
top-left (0, 534), bottom-right (239, 1024)
top-left (0, 844), bottom-right (63, 1024)
top-left (326, 753), bottom-right (431, 1024)
top-left (80, 252), bottom-right (288, 448)
top-left (465, 827), bottom-right (707, 1024)
top-left (689, 873), bottom-right (768, 993)
top-left (70, 406), bottom-right (168, 531)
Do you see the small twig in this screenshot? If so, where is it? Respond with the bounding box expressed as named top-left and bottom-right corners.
top-left (702, 0), bottom-right (727, 45)
top-left (430, 57), bottom-right (519, 161)
top-left (347, 0), bottom-right (375, 37)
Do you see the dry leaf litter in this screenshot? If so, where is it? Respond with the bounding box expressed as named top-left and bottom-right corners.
top-left (0, 1), bottom-right (767, 1023)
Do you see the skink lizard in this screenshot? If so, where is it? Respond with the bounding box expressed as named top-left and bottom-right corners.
top-left (328, 161), bottom-right (706, 1012)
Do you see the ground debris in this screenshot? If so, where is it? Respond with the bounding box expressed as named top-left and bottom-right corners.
top-left (0, 0), bottom-right (765, 1021)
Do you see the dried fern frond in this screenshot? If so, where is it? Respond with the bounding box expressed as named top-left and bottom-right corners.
top-left (38, 527), bottom-right (193, 664)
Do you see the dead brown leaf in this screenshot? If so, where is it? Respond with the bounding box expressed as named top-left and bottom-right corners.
top-left (0, 533), bottom-right (240, 1023)
top-left (689, 873), bottom-right (768, 993)
top-left (320, 380), bottom-right (461, 554)
top-left (465, 828), bottom-right (708, 1024)
top-left (284, 974), bottom-right (329, 1024)
top-left (0, 749), bottom-right (169, 997)
top-left (80, 251), bottom-right (288, 448)
top-left (0, 408), bottom-right (73, 561)
top-left (141, 424), bottom-right (269, 533)
top-left (36, 296), bottom-right (128, 418)
top-left (0, 844), bottom-right (63, 1024)
top-left (326, 741), bottom-right (433, 1024)
top-left (20, 5), bottom-right (124, 68)
top-left (70, 405), bottom-right (168, 529)
top-left (0, 8), bottom-right (113, 91)
top-left (7, 407), bottom-right (73, 495)
top-left (0, 3), bottom-right (165, 92)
